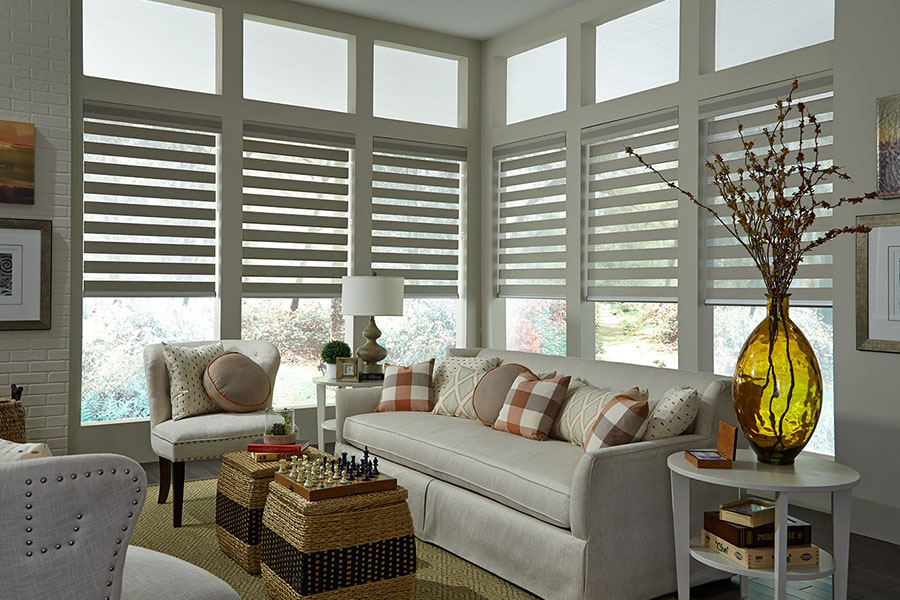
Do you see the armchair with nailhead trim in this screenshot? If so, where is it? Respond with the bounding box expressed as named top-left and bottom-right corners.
top-left (0, 454), bottom-right (238, 600)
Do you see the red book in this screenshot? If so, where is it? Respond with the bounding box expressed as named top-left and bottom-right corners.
top-left (247, 442), bottom-right (307, 454)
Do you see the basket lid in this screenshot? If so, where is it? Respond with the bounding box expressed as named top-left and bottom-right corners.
top-left (223, 451), bottom-right (279, 478)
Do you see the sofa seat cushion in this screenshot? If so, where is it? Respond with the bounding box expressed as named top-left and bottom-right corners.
top-left (151, 411), bottom-right (267, 462)
top-left (343, 411), bottom-right (583, 528)
top-left (124, 546), bottom-right (239, 600)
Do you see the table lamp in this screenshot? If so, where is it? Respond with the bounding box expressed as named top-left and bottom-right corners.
top-left (340, 275), bottom-right (404, 375)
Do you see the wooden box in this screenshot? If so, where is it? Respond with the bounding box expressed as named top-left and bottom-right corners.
top-left (701, 529), bottom-right (819, 569)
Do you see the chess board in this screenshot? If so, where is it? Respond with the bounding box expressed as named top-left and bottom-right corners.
top-left (273, 447), bottom-right (397, 501)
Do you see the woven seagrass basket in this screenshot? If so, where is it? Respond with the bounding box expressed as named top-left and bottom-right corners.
top-left (0, 400), bottom-right (26, 443)
top-left (215, 451), bottom-right (279, 573)
top-left (261, 448), bottom-right (416, 600)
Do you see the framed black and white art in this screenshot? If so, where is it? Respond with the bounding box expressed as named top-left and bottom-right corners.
top-left (0, 218), bottom-right (51, 330)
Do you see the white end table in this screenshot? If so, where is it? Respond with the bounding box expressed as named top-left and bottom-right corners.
top-left (311, 376), bottom-right (381, 450)
top-left (668, 449), bottom-right (860, 600)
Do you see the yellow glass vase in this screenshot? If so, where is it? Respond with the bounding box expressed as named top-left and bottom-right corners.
top-left (732, 295), bottom-right (823, 465)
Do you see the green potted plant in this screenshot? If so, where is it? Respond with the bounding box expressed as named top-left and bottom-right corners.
top-left (264, 408), bottom-right (295, 445)
top-left (321, 340), bottom-right (352, 380)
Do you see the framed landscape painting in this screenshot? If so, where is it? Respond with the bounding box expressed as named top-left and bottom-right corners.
top-left (0, 218), bottom-right (51, 330)
top-left (0, 121), bottom-right (35, 205)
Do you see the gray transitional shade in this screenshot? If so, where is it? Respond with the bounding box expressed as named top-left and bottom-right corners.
top-left (241, 122), bottom-right (354, 298)
top-left (699, 74), bottom-right (834, 306)
top-left (371, 137), bottom-right (465, 298)
top-left (82, 102), bottom-right (221, 297)
top-left (582, 108), bottom-right (679, 302)
top-left (494, 132), bottom-right (567, 298)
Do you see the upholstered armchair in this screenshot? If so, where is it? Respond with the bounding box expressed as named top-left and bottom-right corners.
top-left (0, 454), bottom-right (238, 600)
top-left (143, 340), bottom-right (280, 527)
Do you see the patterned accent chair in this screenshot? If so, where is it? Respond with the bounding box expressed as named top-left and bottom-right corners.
top-left (0, 454), bottom-right (239, 600)
top-left (144, 340), bottom-right (280, 527)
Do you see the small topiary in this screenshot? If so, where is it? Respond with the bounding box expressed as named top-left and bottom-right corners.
top-left (321, 340), bottom-right (352, 364)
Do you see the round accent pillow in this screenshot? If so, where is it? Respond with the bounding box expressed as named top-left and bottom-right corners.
top-left (203, 352), bottom-right (271, 413)
top-left (642, 385), bottom-right (699, 440)
top-left (472, 363), bottom-right (537, 425)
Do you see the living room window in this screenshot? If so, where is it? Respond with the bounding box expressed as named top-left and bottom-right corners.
top-left (594, 302), bottom-right (678, 368)
top-left (81, 106), bottom-right (220, 423)
top-left (506, 38), bottom-right (567, 124)
top-left (83, 0), bottom-right (219, 93)
top-left (373, 43), bottom-right (463, 127)
top-left (506, 298), bottom-right (566, 356)
top-left (714, 0), bottom-right (835, 71)
top-left (243, 16), bottom-right (352, 112)
top-left (702, 77), bottom-right (836, 454)
top-left (378, 298), bottom-right (460, 364)
top-left (241, 298), bottom-right (345, 409)
top-left (594, 0), bottom-right (679, 103)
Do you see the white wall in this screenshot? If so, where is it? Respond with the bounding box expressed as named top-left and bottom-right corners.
top-left (833, 0), bottom-right (900, 545)
top-left (0, 0), bottom-right (71, 456)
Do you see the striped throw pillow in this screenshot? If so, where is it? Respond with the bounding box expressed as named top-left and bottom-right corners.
top-left (493, 374), bottom-right (571, 441)
top-left (584, 387), bottom-right (650, 451)
top-left (376, 359), bottom-right (435, 412)
top-left (552, 382), bottom-right (649, 447)
top-left (432, 367), bottom-right (490, 419)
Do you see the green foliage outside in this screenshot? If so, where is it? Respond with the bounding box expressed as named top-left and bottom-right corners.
top-left (506, 298), bottom-right (566, 356)
top-left (378, 298), bottom-right (458, 366)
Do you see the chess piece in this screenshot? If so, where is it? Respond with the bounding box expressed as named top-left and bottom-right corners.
top-left (373, 458), bottom-right (379, 477)
top-left (340, 469), bottom-right (349, 485)
top-left (304, 470), bottom-right (314, 488)
top-left (289, 456), bottom-right (299, 480)
top-left (278, 459), bottom-right (288, 475)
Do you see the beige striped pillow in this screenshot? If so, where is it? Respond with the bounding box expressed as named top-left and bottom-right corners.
top-left (552, 381), bottom-right (649, 447)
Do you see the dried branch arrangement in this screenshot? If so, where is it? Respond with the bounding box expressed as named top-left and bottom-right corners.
top-left (626, 80), bottom-right (876, 298)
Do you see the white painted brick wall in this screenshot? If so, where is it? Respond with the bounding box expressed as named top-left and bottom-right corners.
top-left (0, 0), bottom-right (71, 455)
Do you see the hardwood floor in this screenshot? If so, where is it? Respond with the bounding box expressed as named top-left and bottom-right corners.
top-left (140, 455), bottom-right (900, 599)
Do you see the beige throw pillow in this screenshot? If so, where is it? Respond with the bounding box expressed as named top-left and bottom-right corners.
top-left (642, 386), bottom-right (699, 440)
top-left (163, 342), bottom-right (224, 421)
top-left (432, 356), bottom-right (502, 401)
top-left (432, 367), bottom-right (489, 419)
top-left (203, 352), bottom-right (271, 413)
top-left (552, 381), bottom-right (649, 447)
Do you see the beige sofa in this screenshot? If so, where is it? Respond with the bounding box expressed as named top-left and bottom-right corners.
top-left (335, 349), bottom-right (737, 600)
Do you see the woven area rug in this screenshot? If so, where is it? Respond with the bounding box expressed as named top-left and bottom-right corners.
top-left (132, 478), bottom-right (538, 599)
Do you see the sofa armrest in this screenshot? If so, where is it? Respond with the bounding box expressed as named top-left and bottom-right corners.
top-left (570, 433), bottom-right (713, 541)
top-left (335, 388), bottom-right (381, 444)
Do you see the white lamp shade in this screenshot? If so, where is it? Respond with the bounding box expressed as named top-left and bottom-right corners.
top-left (341, 276), bottom-right (404, 316)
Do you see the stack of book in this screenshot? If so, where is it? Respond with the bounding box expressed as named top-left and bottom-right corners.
top-left (701, 498), bottom-right (819, 569)
top-left (247, 441), bottom-right (309, 462)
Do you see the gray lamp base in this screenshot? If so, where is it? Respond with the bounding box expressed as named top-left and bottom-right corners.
top-left (356, 316), bottom-right (387, 374)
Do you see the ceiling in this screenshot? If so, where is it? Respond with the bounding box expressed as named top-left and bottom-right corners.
top-left (286, 0), bottom-right (583, 40)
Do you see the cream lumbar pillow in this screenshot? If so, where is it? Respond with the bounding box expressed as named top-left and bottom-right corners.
top-left (162, 341), bottom-right (224, 421)
top-left (552, 381), bottom-right (649, 447)
top-left (0, 439), bottom-right (52, 462)
top-left (432, 366), bottom-right (491, 420)
top-left (432, 356), bottom-right (502, 401)
top-left (203, 352), bottom-right (271, 413)
top-left (642, 386), bottom-right (699, 441)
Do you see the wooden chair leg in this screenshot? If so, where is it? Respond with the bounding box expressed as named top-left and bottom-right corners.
top-left (172, 461), bottom-right (185, 528)
top-left (157, 457), bottom-right (171, 504)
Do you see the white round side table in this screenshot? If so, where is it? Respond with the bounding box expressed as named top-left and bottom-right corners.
top-left (311, 376), bottom-right (381, 450)
top-left (668, 449), bottom-right (860, 600)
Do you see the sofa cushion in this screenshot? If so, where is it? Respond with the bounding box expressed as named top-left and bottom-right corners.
top-left (432, 355), bottom-right (502, 401)
top-left (432, 366), bottom-right (488, 419)
top-left (151, 411), bottom-right (267, 462)
top-left (643, 386), bottom-right (699, 440)
top-left (472, 363), bottom-right (534, 425)
top-left (123, 546), bottom-right (239, 600)
top-left (376, 359), bottom-right (435, 412)
top-left (584, 388), bottom-right (649, 451)
top-left (552, 383), bottom-right (649, 447)
top-left (203, 352), bottom-right (271, 413)
top-left (162, 341), bottom-right (224, 420)
top-left (493, 374), bottom-right (571, 441)
top-left (343, 411), bottom-right (583, 528)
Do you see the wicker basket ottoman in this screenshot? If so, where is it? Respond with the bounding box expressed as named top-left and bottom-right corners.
top-left (261, 453), bottom-right (416, 599)
top-left (215, 451), bottom-right (279, 573)
top-left (0, 399), bottom-right (26, 443)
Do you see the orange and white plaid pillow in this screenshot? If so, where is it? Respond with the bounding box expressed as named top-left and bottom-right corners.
top-left (375, 358), bottom-right (435, 412)
top-left (492, 373), bottom-right (571, 441)
top-left (584, 387), bottom-right (649, 451)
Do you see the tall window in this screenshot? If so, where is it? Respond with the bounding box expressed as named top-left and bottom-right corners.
top-left (371, 139), bottom-right (465, 363)
top-left (244, 17), bottom-right (351, 112)
top-left (702, 76), bottom-right (836, 454)
top-left (373, 43), bottom-right (462, 127)
top-left (495, 133), bottom-right (567, 353)
top-left (715, 0), bottom-right (835, 71)
top-left (595, 0), bottom-right (679, 103)
top-left (81, 105), bottom-right (220, 422)
top-left (83, 0), bottom-right (218, 93)
top-left (582, 109), bottom-right (680, 367)
top-left (506, 38), bottom-right (567, 124)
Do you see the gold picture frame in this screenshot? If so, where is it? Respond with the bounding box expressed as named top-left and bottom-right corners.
top-left (336, 357), bottom-right (359, 382)
top-left (856, 213), bottom-right (900, 353)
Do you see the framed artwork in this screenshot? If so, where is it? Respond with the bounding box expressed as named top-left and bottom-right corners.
top-left (0, 219), bottom-right (51, 330)
top-left (857, 214), bottom-right (900, 352)
top-left (336, 357), bottom-right (359, 382)
top-left (0, 121), bottom-right (35, 205)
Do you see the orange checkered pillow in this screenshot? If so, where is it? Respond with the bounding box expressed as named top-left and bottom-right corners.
top-left (375, 359), bottom-right (436, 412)
top-left (492, 373), bottom-right (571, 441)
